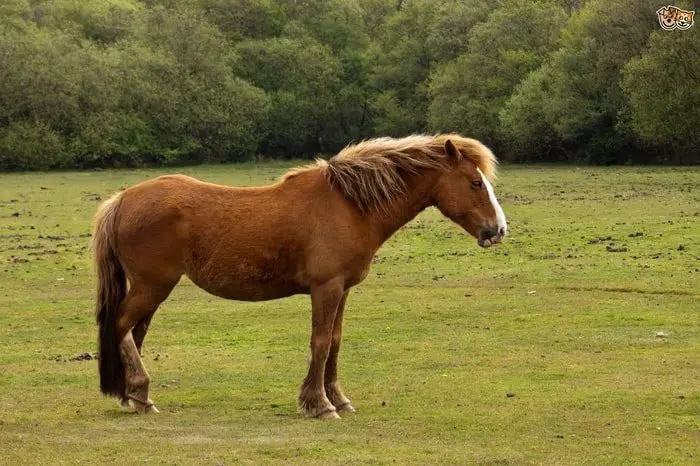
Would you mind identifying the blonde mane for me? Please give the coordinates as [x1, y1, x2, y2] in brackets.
[281, 134, 497, 213]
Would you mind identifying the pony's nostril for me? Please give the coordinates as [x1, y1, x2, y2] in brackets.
[498, 227, 506, 237]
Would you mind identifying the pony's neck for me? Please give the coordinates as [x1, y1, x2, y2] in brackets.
[366, 170, 440, 247]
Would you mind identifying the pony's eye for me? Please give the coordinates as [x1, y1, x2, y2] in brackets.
[471, 180, 483, 189]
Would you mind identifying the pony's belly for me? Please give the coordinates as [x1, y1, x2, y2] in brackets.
[216, 282, 308, 301]
[187, 272, 308, 302]
[184, 243, 310, 301]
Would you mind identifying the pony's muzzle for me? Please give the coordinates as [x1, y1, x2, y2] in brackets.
[478, 226, 506, 248]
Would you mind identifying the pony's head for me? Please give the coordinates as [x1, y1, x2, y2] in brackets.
[288, 133, 508, 248]
[433, 138, 507, 248]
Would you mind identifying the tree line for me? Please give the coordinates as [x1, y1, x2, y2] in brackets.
[0, 0, 698, 170]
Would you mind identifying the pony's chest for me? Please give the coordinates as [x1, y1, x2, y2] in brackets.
[346, 264, 371, 288]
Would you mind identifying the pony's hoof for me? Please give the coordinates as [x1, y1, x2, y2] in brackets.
[144, 404, 160, 414]
[302, 406, 340, 419]
[132, 401, 159, 414]
[317, 409, 341, 420]
[336, 403, 356, 414]
[127, 397, 159, 414]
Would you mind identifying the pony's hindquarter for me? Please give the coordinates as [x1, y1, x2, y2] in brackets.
[92, 193, 127, 398]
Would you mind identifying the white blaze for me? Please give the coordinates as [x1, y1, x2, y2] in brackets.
[478, 169, 507, 235]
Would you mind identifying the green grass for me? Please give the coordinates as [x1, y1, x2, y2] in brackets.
[0, 163, 698, 465]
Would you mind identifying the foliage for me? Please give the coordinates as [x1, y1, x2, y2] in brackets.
[0, 0, 698, 169]
[365, 0, 436, 136]
[428, 0, 566, 148]
[499, 0, 672, 163]
[621, 25, 700, 163]
[0, 120, 68, 170]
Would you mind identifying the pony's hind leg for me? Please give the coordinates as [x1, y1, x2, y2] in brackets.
[116, 283, 175, 414]
[132, 313, 155, 355]
[119, 332, 158, 413]
[324, 291, 355, 414]
[118, 312, 155, 410]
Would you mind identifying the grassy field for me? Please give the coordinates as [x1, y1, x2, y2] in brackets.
[0, 163, 698, 465]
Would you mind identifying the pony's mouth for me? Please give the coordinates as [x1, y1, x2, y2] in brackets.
[477, 236, 501, 248]
[477, 228, 506, 248]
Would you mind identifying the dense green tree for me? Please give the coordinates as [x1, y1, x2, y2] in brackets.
[41, 0, 142, 44]
[424, 0, 494, 63]
[197, 0, 284, 41]
[367, 0, 497, 137]
[366, 0, 436, 135]
[125, 5, 270, 163]
[234, 36, 347, 156]
[357, 0, 398, 38]
[0, 121, 67, 170]
[0, 23, 108, 167]
[0, 0, 698, 169]
[279, 0, 368, 53]
[0, 2, 269, 168]
[500, 0, 663, 163]
[429, 0, 566, 148]
[621, 25, 700, 162]
[498, 63, 564, 161]
[557, 0, 587, 15]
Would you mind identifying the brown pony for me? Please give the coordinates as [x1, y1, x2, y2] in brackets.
[92, 134, 507, 418]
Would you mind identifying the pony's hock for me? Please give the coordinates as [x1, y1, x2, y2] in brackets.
[92, 134, 507, 417]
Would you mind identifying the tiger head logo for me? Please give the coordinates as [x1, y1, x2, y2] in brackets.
[657, 5, 695, 30]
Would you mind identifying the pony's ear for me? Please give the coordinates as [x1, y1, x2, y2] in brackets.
[444, 139, 462, 164]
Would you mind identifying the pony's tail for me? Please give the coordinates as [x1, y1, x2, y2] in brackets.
[91, 193, 126, 398]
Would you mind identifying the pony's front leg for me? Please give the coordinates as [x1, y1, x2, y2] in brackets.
[324, 291, 355, 414]
[299, 278, 344, 419]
